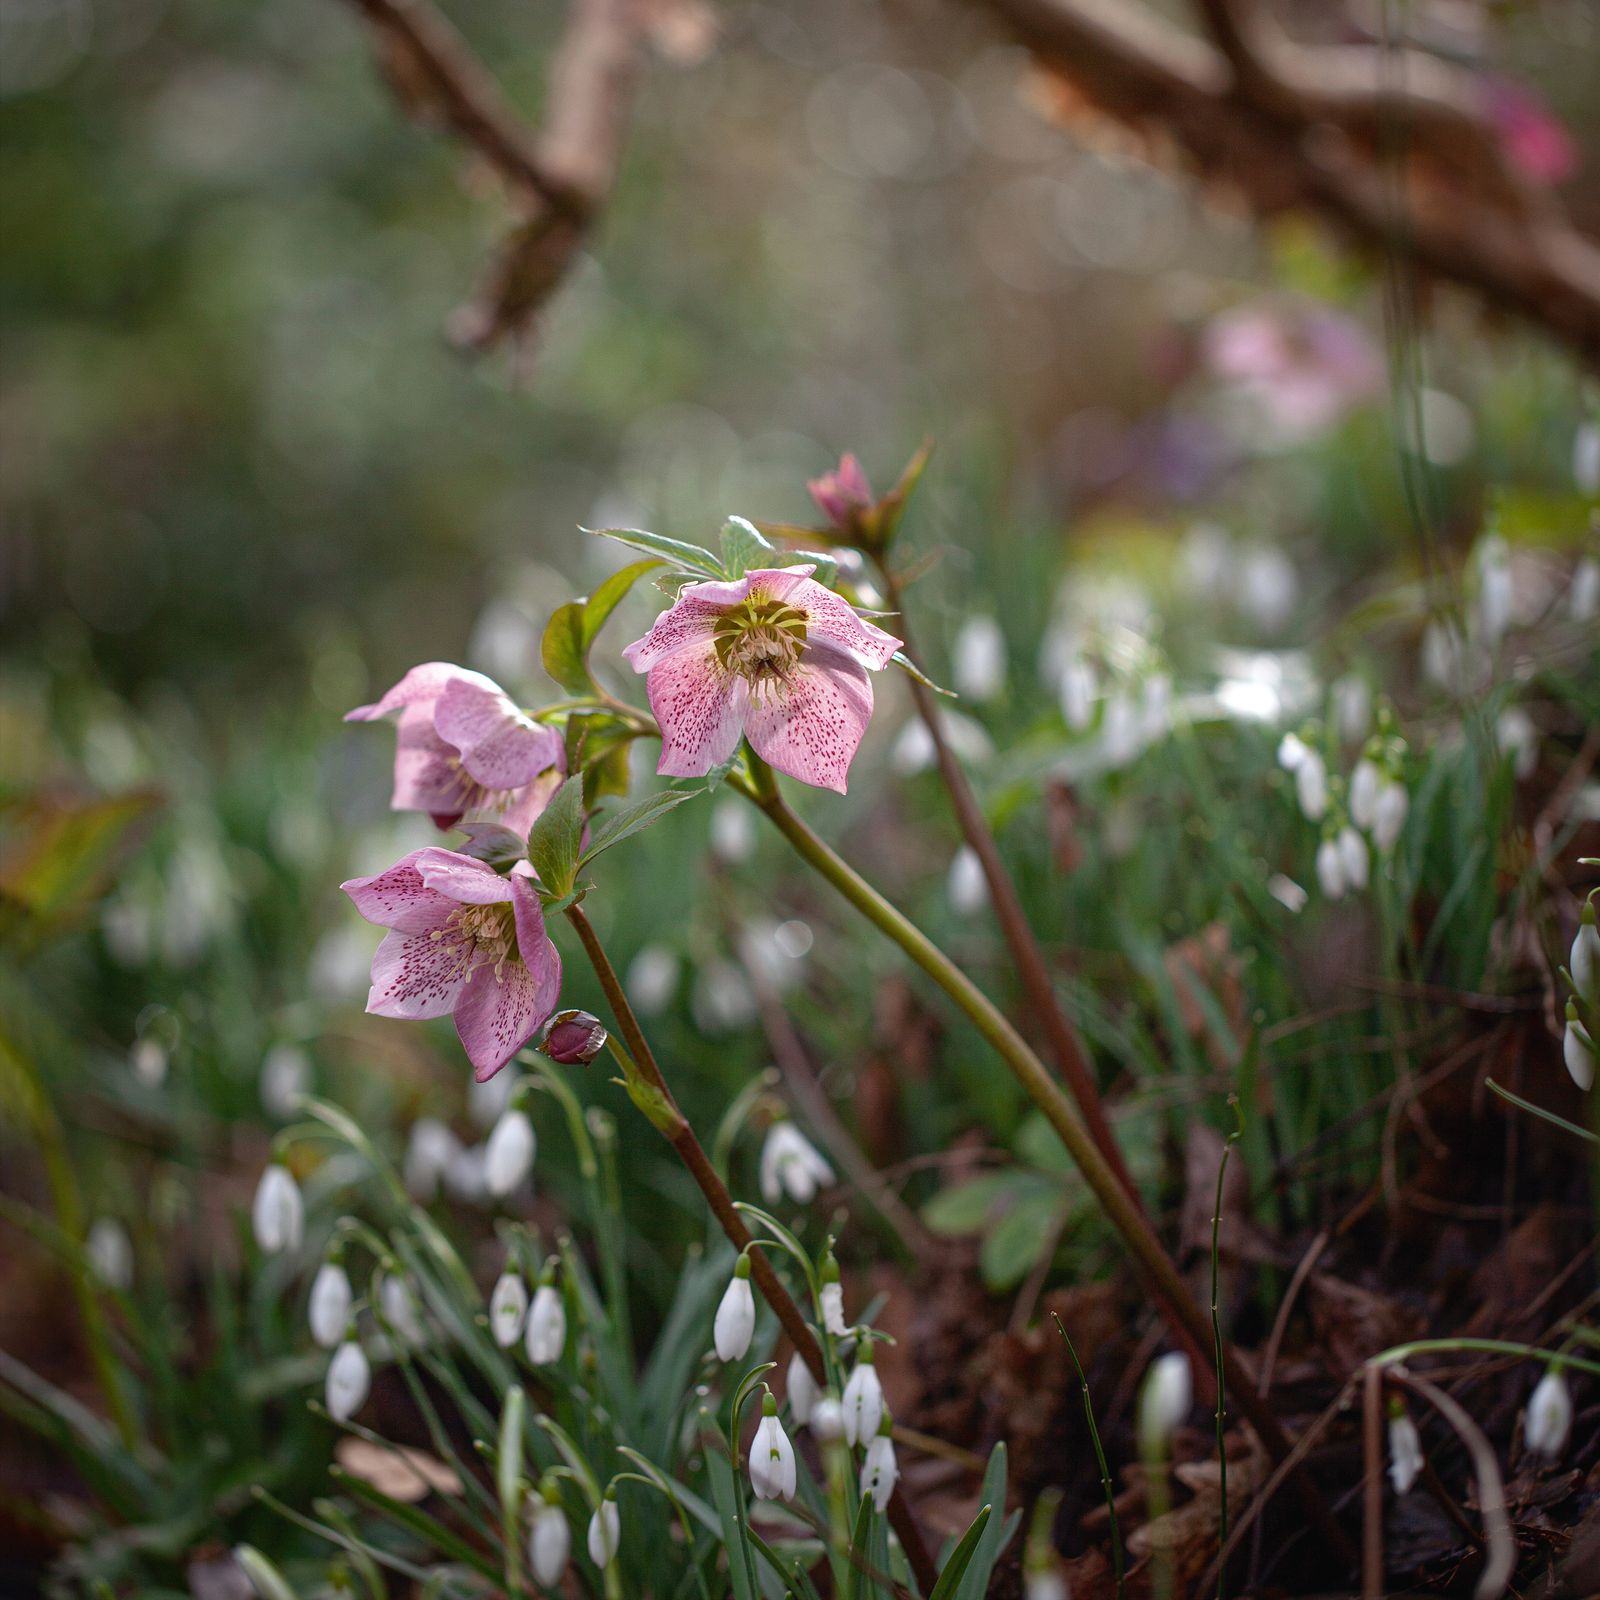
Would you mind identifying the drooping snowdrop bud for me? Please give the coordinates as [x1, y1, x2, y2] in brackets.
[1564, 1003, 1595, 1092]
[526, 1269, 566, 1365]
[859, 1411, 899, 1511]
[1372, 779, 1409, 854]
[1525, 1369, 1573, 1458]
[1277, 732, 1309, 773]
[786, 1350, 820, 1426]
[714, 1253, 756, 1362]
[1387, 1404, 1423, 1494]
[1331, 674, 1371, 746]
[948, 845, 988, 914]
[259, 1043, 309, 1120]
[710, 796, 757, 864]
[1059, 657, 1097, 732]
[539, 1009, 608, 1065]
[1315, 837, 1346, 901]
[1349, 757, 1381, 829]
[528, 1488, 570, 1585]
[490, 1271, 529, 1348]
[760, 1120, 835, 1206]
[1025, 1572, 1069, 1600]
[403, 1117, 461, 1201]
[1337, 825, 1369, 893]
[587, 1492, 620, 1569]
[130, 1035, 168, 1088]
[1571, 901, 1599, 1009]
[1572, 556, 1599, 622]
[811, 1394, 845, 1441]
[326, 1339, 370, 1422]
[468, 1069, 515, 1129]
[86, 1218, 133, 1290]
[820, 1252, 848, 1338]
[749, 1391, 798, 1501]
[626, 945, 680, 1017]
[1268, 874, 1308, 914]
[309, 1261, 353, 1349]
[1295, 749, 1329, 822]
[1137, 1352, 1192, 1454]
[444, 1142, 490, 1205]
[485, 1108, 536, 1198]
[842, 1344, 884, 1446]
[1496, 707, 1539, 781]
[252, 1163, 304, 1254]
[954, 616, 1007, 702]
[379, 1273, 425, 1346]
[1476, 536, 1513, 644]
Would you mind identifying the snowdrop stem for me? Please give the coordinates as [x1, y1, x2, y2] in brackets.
[561, 903, 940, 1591]
[742, 768, 1357, 1565]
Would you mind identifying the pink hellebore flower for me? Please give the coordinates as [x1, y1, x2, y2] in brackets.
[347, 664, 564, 835]
[623, 565, 901, 793]
[341, 848, 561, 1081]
[1482, 79, 1579, 188]
[807, 455, 874, 529]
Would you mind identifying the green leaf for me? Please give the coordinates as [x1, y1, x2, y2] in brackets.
[577, 786, 701, 868]
[233, 1547, 298, 1600]
[702, 1413, 760, 1600]
[788, 548, 839, 588]
[843, 1491, 878, 1600]
[952, 1444, 1017, 1600]
[891, 650, 956, 697]
[542, 558, 663, 694]
[588, 526, 726, 580]
[453, 822, 527, 866]
[497, 1383, 525, 1525]
[920, 1174, 1014, 1238]
[720, 516, 775, 577]
[980, 1191, 1064, 1292]
[528, 775, 585, 898]
[928, 1505, 992, 1600]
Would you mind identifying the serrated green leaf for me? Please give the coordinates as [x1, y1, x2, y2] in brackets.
[542, 558, 664, 695]
[588, 526, 725, 579]
[527, 775, 585, 897]
[578, 786, 700, 868]
[720, 516, 775, 577]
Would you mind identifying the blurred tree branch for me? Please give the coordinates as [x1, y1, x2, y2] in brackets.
[977, 0, 1600, 367]
[343, 0, 644, 351]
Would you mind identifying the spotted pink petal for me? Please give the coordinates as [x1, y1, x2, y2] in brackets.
[366, 923, 473, 1020]
[392, 705, 473, 819]
[622, 589, 744, 673]
[510, 872, 562, 1013]
[495, 767, 567, 839]
[342, 853, 458, 932]
[454, 897, 562, 1080]
[414, 847, 519, 905]
[645, 643, 749, 778]
[434, 676, 563, 792]
[346, 662, 500, 723]
[748, 569, 902, 670]
[742, 640, 873, 794]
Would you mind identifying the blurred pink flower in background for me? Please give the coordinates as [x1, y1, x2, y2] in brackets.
[624, 565, 901, 792]
[1203, 300, 1384, 444]
[347, 664, 564, 834]
[341, 848, 561, 1079]
[807, 454, 874, 528]
[1482, 79, 1579, 187]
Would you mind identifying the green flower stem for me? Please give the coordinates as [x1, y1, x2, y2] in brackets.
[737, 758, 1357, 1566]
[560, 902, 939, 1593]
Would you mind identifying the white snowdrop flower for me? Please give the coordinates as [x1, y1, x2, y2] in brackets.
[1059, 657, 1097, 732]
[1331, 674, 1371, 745]
[820, 1255, 848, 1337]
[760, 1121, 835, 1206]
[1141, 671, 1173, 737]
[1337, 825, 1369, 893]
[484, 1108, 536, 1198]
[626, 945, 680, 1017]
[1570, 902, 1598, 1009]
[1571, 556, 1599, 623]
[1025, 1573, 1068, 1600]
[1387, 1409, 1423, 1494]
[1277, 732, 1309, 772]
[1295, 749, 1329, 822]
[714, 1255, 756, 1362]
[379, 1274, 425, 1346]
[1101, 690, 1140, 767]
[948, 845, 988, 914]
[739, 916, 805, 994]
[130, 1036, 168, 1088]
[1181, 521, 1231, 596]
[259, 1044, 309, 1120]
[1496, 707, 1539, 780]
[749, 1392, 798, 1501]
[587, 1495, 620, 1569]
[308, 1262, 353, 1349]
[1564, 1006, 1595, 1092]
[1475, 536, 1513, 645]
[1239, 547, 1297, 632]
[468, 1068, 515, 1129]
[1315, 838, 1346, 901]
[892, 710, 995, 774]
[710, 796, 757, 864]
[842, 1347, 884, 1446]
[528, 1495, 569, 1585]
[444, 1142, 491, 1206]
[1526, 1370, 1573, 1458]
[786, 1350, 820, 1426]
[954, 615, 1007, 702]
[1372, 780, 1409, 854]
[525, 1282, 566, 1365]
[691, 959, 756, 1034]
[86, 1218, 133, 1290]
[403, 1118, 461, 1202]
[252, 1164, 304, 1254]
[892, 717, 938, 774]
[1138, 1352, 1192, 1451]
[1349, 758, 1381, 829]
[811, 1395, 845, 1441]
[1268, 874, 1308, 914]
[326, 1340, 370, 1422]
[859, 1421, 899, 1511]
[490, 1272, 529, 1348]
[1575, 422, 1600, 495]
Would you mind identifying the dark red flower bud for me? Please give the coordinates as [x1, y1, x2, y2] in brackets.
[538, 1009, 607, 1065]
